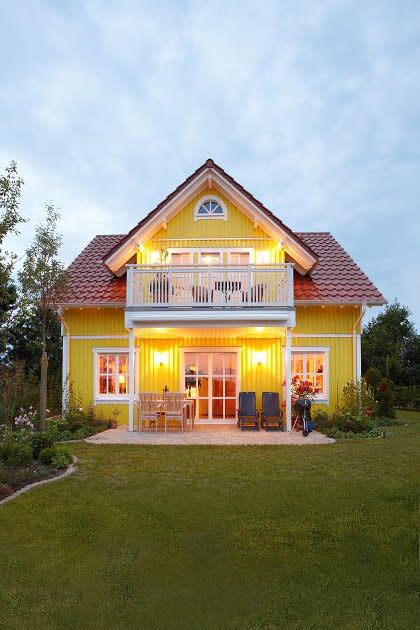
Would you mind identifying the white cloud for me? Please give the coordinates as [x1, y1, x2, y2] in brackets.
[0, 0, 419, 326]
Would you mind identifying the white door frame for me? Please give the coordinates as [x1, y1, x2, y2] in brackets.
[180, 347, 241, 424]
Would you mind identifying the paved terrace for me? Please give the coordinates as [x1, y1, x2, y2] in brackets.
[86, 425, 335, 445]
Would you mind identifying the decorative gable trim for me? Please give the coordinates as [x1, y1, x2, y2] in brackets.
[103, 159, 318, 276]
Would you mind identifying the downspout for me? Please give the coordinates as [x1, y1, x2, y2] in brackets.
[58, 308, 70, 413]
[353, 303, 366, 381]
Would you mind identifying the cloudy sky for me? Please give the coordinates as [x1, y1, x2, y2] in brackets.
[1, 1, 419, 326]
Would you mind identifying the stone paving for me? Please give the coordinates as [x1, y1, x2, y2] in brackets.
[86, 425, 335, 446]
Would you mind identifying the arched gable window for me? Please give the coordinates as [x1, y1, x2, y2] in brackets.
[194, 195, 227, 221]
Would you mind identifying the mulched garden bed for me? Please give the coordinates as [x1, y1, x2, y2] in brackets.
[0, 461, 66, 501]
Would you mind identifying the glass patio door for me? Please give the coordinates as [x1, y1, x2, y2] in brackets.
[184, 351, 238, 422]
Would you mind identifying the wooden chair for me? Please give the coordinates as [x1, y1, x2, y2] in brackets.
[261, 392, 283, 431]
[138, 393, 160, 432]
[237, 392, 259, 431]
[163, 393, 185, 432]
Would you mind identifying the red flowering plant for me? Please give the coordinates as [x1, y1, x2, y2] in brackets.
[290, 376, 319, 403]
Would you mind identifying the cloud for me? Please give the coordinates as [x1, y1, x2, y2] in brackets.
[0, 0, 419, 325]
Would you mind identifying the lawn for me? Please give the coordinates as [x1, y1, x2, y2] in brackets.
[0, 412, 419, 630]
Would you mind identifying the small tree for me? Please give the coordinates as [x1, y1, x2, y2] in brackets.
[18, 204, 66, 429]
[0, 161, 25, 353]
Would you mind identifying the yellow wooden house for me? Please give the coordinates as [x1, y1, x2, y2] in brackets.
[59, 159, 386, 431]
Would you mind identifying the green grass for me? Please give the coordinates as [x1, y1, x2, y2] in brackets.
[0, 412, 419, 630]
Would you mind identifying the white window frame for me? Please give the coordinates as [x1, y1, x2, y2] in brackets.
[291, 347, 330, 404]
[194, 195, 228, 221]
[92, 347, 138, 405]
[167, 250, 193, 265]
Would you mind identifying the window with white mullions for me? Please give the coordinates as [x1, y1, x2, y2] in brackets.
[97, 353, 129, 397]
[194, 195, 227, 220]
[291, 350, 328, 400]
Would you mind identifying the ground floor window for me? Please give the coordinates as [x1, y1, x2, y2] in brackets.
[291, 349, 329, 401]
[183, 351, 238, 421]
[96, 352, 129, 398]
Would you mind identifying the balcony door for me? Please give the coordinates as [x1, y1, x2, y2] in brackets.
[183, 351, 239, 422]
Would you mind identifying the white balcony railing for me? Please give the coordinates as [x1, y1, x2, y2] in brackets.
[126, 264, 294, 309]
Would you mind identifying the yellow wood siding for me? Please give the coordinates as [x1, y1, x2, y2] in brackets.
[295, 306, 360, 334]
[139, 187, 284, 264]
[291, 336, 353, 410]
[64, 308, 126, 335]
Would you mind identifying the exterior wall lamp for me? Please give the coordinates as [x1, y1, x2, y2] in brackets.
[154, 351, 168, 367]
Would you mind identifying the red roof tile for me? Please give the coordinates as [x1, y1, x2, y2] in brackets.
[294, 233, 386, 305]
[61, 232, 386, 306]
[62, 235, 126, 305]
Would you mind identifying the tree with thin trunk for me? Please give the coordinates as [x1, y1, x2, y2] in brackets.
[0, 161, 25, 354]
[18, 204, 66, 430]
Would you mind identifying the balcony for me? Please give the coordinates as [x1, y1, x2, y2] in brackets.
[125, 264, 295, 328]
[127, 263, 294, 307]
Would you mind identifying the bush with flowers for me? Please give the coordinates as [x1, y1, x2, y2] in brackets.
[13, 407, 39, 433]
[312, 378, 400, 439]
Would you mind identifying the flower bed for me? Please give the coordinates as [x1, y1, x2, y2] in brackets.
[0, 402, 114, 501]
[0, 437, 72, 501]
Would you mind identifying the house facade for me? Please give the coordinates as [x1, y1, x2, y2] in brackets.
[59, 159, 386, 431]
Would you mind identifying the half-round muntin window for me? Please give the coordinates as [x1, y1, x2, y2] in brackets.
[194, 195, 227, 221]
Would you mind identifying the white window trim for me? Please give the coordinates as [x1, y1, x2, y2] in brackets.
[92, 347, 138, 405]
[194, 195, 227, 221]
[167, 249, 193, 265]
[164, 247, 255, 265]
[291, 346, 330, 404]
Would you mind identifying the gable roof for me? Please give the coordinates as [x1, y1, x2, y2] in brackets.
[103, 159, 318, 276]
[60, 232, 386, 307]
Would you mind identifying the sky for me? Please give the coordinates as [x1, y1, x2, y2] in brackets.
[1, 1, 419, 327]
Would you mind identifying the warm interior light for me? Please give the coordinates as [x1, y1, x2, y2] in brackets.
[188, 387, 197, 399]
[256, 250, 269, 264]
[154, 351, 168, 367]
[119, 374, 126, 384]
[252, 350, 267, 366]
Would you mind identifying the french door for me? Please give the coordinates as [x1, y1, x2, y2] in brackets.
[183, 351, 238, 422]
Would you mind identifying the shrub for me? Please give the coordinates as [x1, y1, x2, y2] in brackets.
[31, 432, 55, 459]
[364, 367, 382, 391]
[46, 417, 70, 434]
[0, 442, 34, 467]
[13, 408, 39, 433]
[53, 430, 76, 442]
[342, 379, 377, 418]
[73, 426, 94, 440]
[39, 446, 72, 469]
[312, 409, 329, 429]
[376, 379, 396, 418]
[38, 447, 56, 465]
[0, 441, 15, 463]
[50, 448, 72, 469]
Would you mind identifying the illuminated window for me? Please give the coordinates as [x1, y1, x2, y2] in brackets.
[291, 350, 329, 400]
[194, 196, 227, 221]
[97, 352, 129, 397]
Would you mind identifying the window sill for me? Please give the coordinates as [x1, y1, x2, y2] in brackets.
[94, 398, 129, 405]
